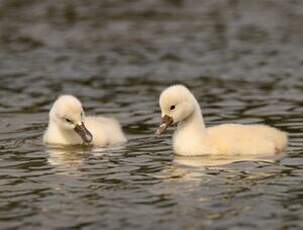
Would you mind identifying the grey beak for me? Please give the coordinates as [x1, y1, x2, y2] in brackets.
[74, 122, 93, 143]
[156, 115, 173, 135]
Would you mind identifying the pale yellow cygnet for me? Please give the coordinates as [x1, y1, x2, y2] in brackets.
[157, 85, 287, 156]
[43, 95, 126, 146]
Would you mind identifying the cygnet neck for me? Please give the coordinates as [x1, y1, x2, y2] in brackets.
[178, 100, 206, 134]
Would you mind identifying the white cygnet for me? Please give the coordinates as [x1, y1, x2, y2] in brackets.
[43, 95, 127, 146]
[156, 85, 288, 156]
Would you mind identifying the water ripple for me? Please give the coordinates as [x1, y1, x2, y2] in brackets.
[1, 1, 303, 229]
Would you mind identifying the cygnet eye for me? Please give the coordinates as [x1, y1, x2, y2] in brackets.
[170, 105, 176, 110]
[65, 118, 73, 124]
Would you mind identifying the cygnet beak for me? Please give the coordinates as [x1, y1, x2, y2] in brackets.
[74, 122, 93, 143]
[156, 115, 173, 135]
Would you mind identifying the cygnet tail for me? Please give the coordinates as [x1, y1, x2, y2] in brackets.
[274, 130, 288, 153]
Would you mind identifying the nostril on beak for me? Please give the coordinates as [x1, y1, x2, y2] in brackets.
[156, 115, 173, 135]
[74, 122, 93, 143]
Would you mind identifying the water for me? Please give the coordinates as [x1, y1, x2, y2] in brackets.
[1, 0, 303, 229]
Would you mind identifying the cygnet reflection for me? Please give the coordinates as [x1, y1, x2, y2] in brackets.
[173, 153, 284, 167]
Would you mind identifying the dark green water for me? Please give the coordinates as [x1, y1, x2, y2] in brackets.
[1, 1, 303, 229]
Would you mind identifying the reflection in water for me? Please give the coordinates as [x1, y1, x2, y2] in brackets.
[1, 0, 303, 229]
[46, 146, 91, 169]
[46, 145, 126, 171]
[174, 153, 284, 167]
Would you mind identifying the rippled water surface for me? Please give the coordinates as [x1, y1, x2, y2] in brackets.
[1, 0, 303, 229]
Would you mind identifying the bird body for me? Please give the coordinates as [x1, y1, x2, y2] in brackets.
[43, 95, 126, 147]
[84, 116, 127, 146]
[157, 85, 287, 156]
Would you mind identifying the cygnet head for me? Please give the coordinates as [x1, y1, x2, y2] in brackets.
[156, 85, 197, 134]
[49, 95, 93, 143]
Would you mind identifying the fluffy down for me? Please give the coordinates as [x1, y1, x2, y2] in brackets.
[43, 95, 126, 146]
[157, 85, 287, 156]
